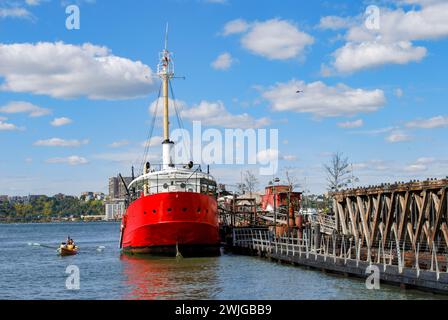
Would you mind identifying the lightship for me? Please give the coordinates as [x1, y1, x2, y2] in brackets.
[119, 29, 220, 256]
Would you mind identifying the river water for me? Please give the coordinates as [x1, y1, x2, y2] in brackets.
[0, 222, 443, 300]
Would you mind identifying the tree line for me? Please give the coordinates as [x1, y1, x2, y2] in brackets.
[0, 195, 104, 222]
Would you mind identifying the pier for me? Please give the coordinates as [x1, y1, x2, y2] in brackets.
[220, 179, 448, 294]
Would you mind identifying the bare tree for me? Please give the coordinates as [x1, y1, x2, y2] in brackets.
[324, 152, 352, 191]
[283, 167, 301, 191]
[243, 170, 259, 197]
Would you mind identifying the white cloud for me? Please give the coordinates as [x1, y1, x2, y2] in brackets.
[318, 16, 353, 30]
[25, 0, 42, 5]
[0, 120, 22, 131]
[416, 157, 435, 164]
[34, 138, 89, 147]
[0, 7, 32, 19]
[223, 18, 314, 60]
[352, 162, 368, 170]
[222, 19, 250, 36]
[182, 100, 270, 129]
[401, 0, 446, 6]
[406, 115, 448, 129]
[346, 4, 448, 44]
[51, 117, 72, 127]
[141, 136, 163, 148]
[211, 52, 234, 70]
[0, 42, 157, 99]
[326, 2, 448, 73]
[403, 157, 435, 173]
[337, 119, 364, 128]
[262, 79, 385, 117]
[0, 101, 51, 117]
[404, 164, 427, 172]
[332, 41, 426, 73]
[240, 19, 314, 60]
[352, 160, 390, 172]
[350, 126, 397, 136]
[46, 156, 88, 166]
[394, 88, 404, 98]
[109, 140, 129, 148]
[386, 131, 412, 143]
[149, 98, 270, 129]
[282, 155, 297, 161]
[149, 97, 187, 115]
[257, 149, 279, 163]
[402, 156, 446, 174]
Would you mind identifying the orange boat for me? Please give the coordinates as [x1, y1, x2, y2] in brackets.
[58, 244, 79, 256]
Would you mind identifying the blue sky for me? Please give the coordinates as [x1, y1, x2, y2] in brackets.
[0, 0, 447, 196]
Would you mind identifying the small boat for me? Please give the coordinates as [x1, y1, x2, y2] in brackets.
[58, 244, 79, 256]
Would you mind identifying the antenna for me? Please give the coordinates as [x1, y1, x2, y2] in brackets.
[164, 23, 169, 51]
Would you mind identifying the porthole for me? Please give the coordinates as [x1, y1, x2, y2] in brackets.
[180, 183, 186, 189]
[182, 208, 187, 212]
[153, 210, 157, 214]
[163, 183, 168, 189]
[197, 208, 201, 213]
[167, 208, 172, 212]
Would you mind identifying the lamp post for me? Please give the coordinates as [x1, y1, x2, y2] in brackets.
[273, 177, 280, 234]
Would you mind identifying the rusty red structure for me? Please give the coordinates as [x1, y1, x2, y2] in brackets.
[261, 185, 301, 213]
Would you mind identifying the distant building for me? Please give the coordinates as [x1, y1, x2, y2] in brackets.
[105, 175, 131, 220]
[80, 192, 105, 202]
[94, 192, 105, 201]
[80, 192, 94, 201]
[108, 176, 132, 199]
[32, 195, 45, 200]
[8, 196, 26, 204]
[0, 195, 8, 202]
[104, 200, 125, 220]
[27, 195, 46, 202]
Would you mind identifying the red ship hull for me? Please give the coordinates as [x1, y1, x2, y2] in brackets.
[120, 192, 220, 257]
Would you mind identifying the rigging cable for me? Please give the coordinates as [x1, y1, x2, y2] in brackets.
[139, 82, 162, 174]
[169, 79, 192, 162]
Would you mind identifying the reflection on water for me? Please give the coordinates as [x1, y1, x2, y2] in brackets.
[121, 254, 222, 300]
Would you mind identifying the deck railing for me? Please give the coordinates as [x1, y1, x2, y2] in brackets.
[232, 227, 448, 276]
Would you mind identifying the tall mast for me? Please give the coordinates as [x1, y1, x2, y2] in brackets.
[157, 24, 175, 169]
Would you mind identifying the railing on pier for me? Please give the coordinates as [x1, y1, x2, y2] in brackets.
[232, 227, 448, 277]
